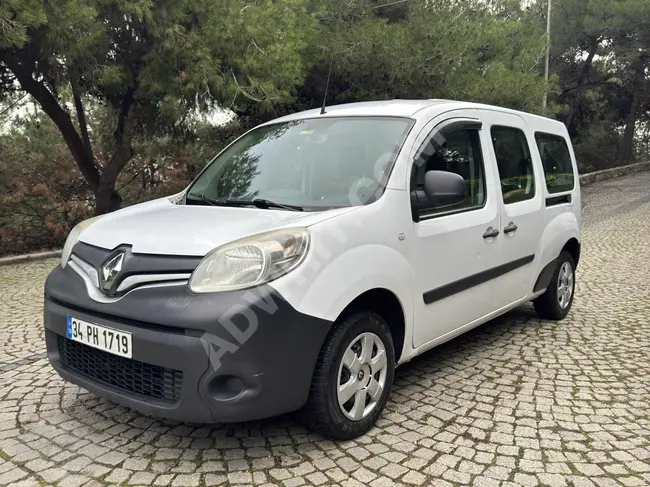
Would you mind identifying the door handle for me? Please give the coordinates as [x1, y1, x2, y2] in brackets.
[504, 222, 518, 234]
[483, 227, 500, 239]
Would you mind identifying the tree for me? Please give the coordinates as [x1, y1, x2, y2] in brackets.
[528, 0, 650, 168]
[611, 0, 650, 164]
[248, 0, 551, 123]
[0, 0, 314, 214]
[541, 0, 619, 137]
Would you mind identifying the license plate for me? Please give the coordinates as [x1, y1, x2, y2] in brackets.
[66, 316, 132, 358]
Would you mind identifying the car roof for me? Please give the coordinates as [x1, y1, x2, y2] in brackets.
[263, 99, 563, 127]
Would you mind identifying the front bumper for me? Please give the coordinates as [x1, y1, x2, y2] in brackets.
[44, 263, 331, 423]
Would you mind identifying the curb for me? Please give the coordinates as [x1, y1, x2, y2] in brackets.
[1, 161, 648, 267]
[0, 250, 62, 267]
[579, 161, 650, 186]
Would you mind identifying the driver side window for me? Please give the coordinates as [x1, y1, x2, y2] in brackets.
[411, 127, 486, 218]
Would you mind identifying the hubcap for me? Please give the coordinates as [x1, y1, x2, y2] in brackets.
[337, 332, 388, 421]
[557, 261, 574, 309]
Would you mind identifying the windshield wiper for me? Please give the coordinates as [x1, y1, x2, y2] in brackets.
[191, 193, 229, 207]
[229, 198, 304, 212]
[189, 193, 303, 211]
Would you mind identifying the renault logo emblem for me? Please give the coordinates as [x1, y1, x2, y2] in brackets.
[100, 253, 124, 292]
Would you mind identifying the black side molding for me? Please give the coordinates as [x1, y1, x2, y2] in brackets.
[546, 195, 572, 207]
[423, 255, 535, 305]
[533, 258, 558, 293]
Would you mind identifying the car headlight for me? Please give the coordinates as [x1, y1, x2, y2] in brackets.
[61, 216, 101, 268]
[189, 228, 310, 293]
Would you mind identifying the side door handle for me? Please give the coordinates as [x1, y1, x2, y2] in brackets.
[483, 227, 500, 239]
[504, 222, 518, 234]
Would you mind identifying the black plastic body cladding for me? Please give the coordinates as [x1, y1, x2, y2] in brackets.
[44, 263, 332, 423]
[533, 258, 558, 293]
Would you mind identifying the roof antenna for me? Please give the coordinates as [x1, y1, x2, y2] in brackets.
[320, 57, 334, 115]
[320, 4, 343, 115]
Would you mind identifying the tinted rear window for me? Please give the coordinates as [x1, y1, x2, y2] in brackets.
[534, 133, 575, 194]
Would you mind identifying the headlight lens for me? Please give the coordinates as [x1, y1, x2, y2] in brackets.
[61, 216, 100, 268]
[189, 228, 310, 293]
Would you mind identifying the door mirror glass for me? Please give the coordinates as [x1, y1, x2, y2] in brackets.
[423, 170, 468, 208]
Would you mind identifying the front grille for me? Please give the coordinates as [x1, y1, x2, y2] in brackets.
[58, 336, 183, 403]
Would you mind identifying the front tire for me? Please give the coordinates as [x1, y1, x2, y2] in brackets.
[534, 251, 576, 320]
[299, 311, 395, 440]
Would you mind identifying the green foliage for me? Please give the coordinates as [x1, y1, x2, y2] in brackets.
[2, 0, 314, 113]
[0, 0, 46, 49]
[285, 0, 550, 114]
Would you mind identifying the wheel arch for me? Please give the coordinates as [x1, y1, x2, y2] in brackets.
[537, 211, 580, 273]
[335, 288, 406, 363]
[562, 237, 581, 268]
[533, 236, 581, 293]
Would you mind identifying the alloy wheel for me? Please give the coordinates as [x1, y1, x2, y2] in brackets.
[336, 332, 389, 421]
[557, 261, 574, 309]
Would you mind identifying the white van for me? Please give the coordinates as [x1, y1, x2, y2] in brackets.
[44, 100, 581, 439]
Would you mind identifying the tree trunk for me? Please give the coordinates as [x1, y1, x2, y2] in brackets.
[94, 187, 124, 215]
[565, 38, 599, 137]
[94, 88, 136, 215]
[617, 55, 647, 166]
[71, 77, 96, 171]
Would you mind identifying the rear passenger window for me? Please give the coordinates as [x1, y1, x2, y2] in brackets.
[534, 132, 575, 194]
[491, 126, 536, 204]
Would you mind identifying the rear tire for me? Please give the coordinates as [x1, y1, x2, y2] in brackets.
[534, 251, 576, 320]
[298, 311, 395, 440]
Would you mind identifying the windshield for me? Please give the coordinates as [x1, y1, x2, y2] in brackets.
[186, 117, 413, 210]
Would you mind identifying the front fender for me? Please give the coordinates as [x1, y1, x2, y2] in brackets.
[271, 243, 414, 340]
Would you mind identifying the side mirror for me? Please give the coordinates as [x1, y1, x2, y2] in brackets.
[423, 170, 467, 208]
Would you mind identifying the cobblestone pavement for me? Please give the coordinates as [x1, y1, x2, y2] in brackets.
[2, 173, 650, 487]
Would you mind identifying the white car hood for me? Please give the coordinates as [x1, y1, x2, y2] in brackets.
[79, 196, 357, 256]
